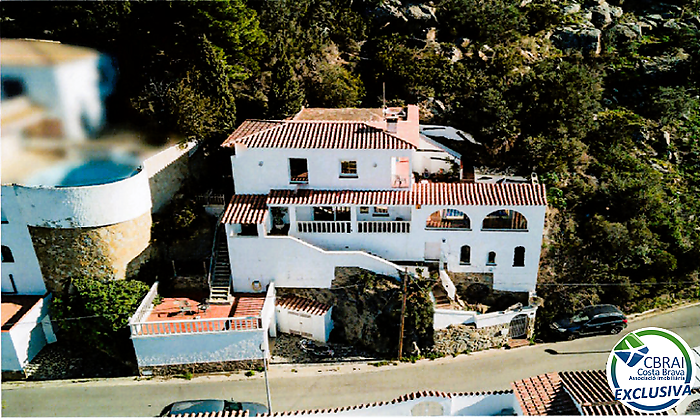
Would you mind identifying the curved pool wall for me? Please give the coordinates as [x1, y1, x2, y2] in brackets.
[11, 167, 152, 229]
[24, 155, 141, 188]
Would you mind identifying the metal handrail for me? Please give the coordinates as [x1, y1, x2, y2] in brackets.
[208, 211, 227, 300]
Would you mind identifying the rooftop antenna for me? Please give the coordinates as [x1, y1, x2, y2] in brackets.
[382, 82, 386, 112]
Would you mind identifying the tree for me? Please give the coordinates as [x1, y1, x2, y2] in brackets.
[51, 278, 150, 362]
[267, 54, 305, 119]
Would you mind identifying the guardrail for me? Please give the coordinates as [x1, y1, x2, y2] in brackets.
[297, 221, 351, 234]
[358, 221, 411, 233]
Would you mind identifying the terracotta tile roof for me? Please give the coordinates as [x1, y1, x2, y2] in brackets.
[221, 195, 268, 224]
[221, 120, 415, 150]
[559, 370, 667, 416]
[277, 297, 331, 316]
[268, 183, 547, 207]
[512, 372, 579, 415]
[293, 108, 385, 122]
[231, 294, 266, 317]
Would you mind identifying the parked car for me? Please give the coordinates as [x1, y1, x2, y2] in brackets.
[550, 304, 627, 340]
[159, 399, 268, 417]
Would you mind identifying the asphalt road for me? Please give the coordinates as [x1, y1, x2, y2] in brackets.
[2, 304, 698, 417]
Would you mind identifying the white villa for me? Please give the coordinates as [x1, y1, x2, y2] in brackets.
[220, 106, 546, 339]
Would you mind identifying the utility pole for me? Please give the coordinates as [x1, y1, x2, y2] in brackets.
[260, 343, 272, 413]
[398, 270, 408, 360]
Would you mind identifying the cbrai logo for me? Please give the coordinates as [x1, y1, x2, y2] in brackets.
[606, 327, 695, 413]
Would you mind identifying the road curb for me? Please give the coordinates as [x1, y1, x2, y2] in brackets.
[627, 300, 700, 323]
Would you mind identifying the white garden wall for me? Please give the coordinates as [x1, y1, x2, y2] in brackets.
[1, 295, 54, 372]
[225, 232, 401, 292]
[434, 305, 538, 330]
[131, 328, 267, 368]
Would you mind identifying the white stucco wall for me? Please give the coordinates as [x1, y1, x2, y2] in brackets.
[5, 168, 152, 228]
[449, 392, 519, 416]
[143, 142, 195, 213]
[276, 305, 333, 343]
[1, 188, 46, 295]
[131, 329, 267, 367]
[1, 295, 53, 372]
[231, 148, 413, 194]
[266, 204, 545, 292]
[225, 231, 401, 292]
[2, 55, 104, 140]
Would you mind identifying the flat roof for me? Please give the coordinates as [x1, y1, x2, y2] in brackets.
[145, 294, 266, 323]
[1, 295, 42, 331]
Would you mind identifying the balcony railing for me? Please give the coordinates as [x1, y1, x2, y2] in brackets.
[297, 221, 351, 234]
[130, 316, 263, 337]
[358, 221, 411, 233]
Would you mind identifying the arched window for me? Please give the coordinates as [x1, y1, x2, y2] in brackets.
[513, 246, 525, 267]
[487, 251, 496, 265]
[426, 209, 471, 229]
[1, 246, 14, 263]
[460, 245, 471, 265]
[482, 210, 528, 230]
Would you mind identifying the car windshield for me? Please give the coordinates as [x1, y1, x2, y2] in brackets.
[170, 400, 224, 415]
[571, 313, 589, 323]
[224, 401, 243, 412]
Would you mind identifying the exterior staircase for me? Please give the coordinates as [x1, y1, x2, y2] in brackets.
[209, 226, 232, 304]
[432, 283, 453, 310]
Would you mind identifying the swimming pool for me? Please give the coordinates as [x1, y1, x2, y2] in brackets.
[25, 157, 140, 187]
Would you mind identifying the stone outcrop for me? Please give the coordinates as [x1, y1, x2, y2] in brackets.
[371, 0, 437, 28]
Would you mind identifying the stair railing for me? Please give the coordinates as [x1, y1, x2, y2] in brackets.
[208, 211, 226, 301]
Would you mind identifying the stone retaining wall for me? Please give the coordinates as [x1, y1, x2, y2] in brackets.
[29, 212, 151, 293]
[139, 359, 263, 376]
[432, 323, 509, 355]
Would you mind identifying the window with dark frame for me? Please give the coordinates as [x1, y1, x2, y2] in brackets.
[359, 207, 369, 214]
[340, 160, 358, 178]
[289, 158, 309, 183]
[487, 251, 496, 265]
[513, 246, 525, 267]
[240, 224, 259, 236]
[1, 246, 14, 263]
[460, 245, 471, 265]
[373, 206, 389, 217]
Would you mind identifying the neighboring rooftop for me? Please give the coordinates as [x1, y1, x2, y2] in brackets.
[513, 370, 668, 416]
[222, 120, 415, 150]
[221, 194, 268, 225]
[1, 295, 42, 332]
[293, 107, 385, 122]
[0, 38, 98, 67]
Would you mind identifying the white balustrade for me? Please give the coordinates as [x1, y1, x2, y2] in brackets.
[357, 221, 411, 233]
[296, 221, 351, 233]
[130, 316, 262, 337]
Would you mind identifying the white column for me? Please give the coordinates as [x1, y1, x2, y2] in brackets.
[350, 206, 358, 234]
[288, 206, 297, 234]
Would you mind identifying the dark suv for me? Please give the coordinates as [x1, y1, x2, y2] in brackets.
[551, 304, 627, 340]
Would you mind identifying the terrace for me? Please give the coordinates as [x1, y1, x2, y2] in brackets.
[129, 283, 272, 337]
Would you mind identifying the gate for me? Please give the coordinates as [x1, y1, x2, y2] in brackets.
[508, 314, 529, 339]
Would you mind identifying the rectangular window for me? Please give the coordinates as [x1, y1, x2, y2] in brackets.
[359, 207, 369, 214]
[373, 206, 389, 217]
[340, 160, 358, 178]
[289, 158, 308, 183]
[240, 224, 259, 236]
[1, 209, 7, 224]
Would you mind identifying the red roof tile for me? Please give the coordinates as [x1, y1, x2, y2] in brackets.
[221, 120, 415, 150]
[277, 297, 331, 316]
[221, 195, 268, 224]
[268, 183, 547, 207]
[512, 372, 580, 415]
[559, 370, 667, 416]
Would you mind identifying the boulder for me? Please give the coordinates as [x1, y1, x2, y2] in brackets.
[372, 0, 408, 26]
[640, 49, 690, 78]
[403, 3, 438, 25]
[610, 23, 641, 47]
[552, 26, 602, 55]
[563, 3, 581, 15]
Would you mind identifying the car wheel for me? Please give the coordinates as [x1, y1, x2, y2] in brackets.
[567, 333, 577, 341]
[610, 327, 623, 335]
